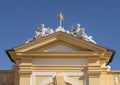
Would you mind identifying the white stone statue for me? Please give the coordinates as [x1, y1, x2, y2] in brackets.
[25, 24, 55, 43]
[25, 13, 97, 43]
[55, 26, 65, 32]
[35, 24, 46, 38]
[71, 23, 96, 44]
[25, 23, 96, 44]
[71, 24, 80, 36]
[34, 24, 54, 38]
[45, 27, 54, 35]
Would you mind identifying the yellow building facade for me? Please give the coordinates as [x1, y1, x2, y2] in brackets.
[0, 31, 119, 85]
[0, 14, 120, 85]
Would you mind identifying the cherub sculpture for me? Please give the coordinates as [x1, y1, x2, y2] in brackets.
[71, 23, 96, 44]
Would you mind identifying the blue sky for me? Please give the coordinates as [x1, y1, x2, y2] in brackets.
[0, 0, 120, 70]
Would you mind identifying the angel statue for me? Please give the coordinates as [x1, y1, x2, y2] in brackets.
[45, 27, 54, 36]
[71, 23, 81, 36]
[35, 24, 46, 38]
[71, 23, 96, 44]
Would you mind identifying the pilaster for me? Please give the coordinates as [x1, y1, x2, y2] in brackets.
[19, 72, 32, 85]
[18, 57, 32, 85]
[88, 71, 101, 85]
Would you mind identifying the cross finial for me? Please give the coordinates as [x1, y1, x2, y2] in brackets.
[57, 12, 64, 27]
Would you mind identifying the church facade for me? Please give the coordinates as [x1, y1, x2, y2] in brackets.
[0, 13, 120, 85]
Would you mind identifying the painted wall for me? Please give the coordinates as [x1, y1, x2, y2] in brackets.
[0, 70, 14, 85]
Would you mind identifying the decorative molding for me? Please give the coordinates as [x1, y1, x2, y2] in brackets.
[64, 76, 80, 85]
[30, 72, 56, 85]
[30, 71, 88, 85]
[32, 59, 88, 65]
[63, 72, 84, 76]
[39, 77, 53, 85]
[63, 72, 88, 85]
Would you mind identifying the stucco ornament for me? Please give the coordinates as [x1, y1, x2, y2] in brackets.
[30, 72, 56, 85]
[63, 72, 88, 85]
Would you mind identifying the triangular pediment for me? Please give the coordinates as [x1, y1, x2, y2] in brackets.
[13, 32, 107, 53]
[7, 32, 114, 64]
[27, 39, 93, 53]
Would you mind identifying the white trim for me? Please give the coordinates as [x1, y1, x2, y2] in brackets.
[63, 72, 84, 76]
[39, 77, 53, 85]
[30, 72, 56, 85]
[63, 72, 88, 85]
[30, 72, 88, 85]
[64, 76, 80, 85]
